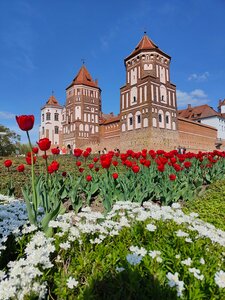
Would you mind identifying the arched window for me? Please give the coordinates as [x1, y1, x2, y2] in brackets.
[158, 110, 164, 128]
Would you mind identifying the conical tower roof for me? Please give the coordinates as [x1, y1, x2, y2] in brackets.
[67, 65, 98, 89]
[125, 33, 170, 61]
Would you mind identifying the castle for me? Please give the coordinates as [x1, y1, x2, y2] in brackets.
[39, 33, 221, 153]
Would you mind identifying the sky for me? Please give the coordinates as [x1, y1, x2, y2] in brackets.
[0, 0, 225, 143]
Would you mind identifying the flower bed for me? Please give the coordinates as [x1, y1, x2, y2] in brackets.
[0, 196, 225, 299]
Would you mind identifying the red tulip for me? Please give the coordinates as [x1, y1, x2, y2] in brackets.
[37, 138, 51, 151]
[169, 174, 176, 181]
[86, 147, 92, 153]
[32, 147, 39, 154]
[26, 155, 36, 165]
[51, 148, 60, 155]
[47, 165, 54, 174]
[76, 161, 82, 167]
[93, 157, 99, 163]
[73, 148, 83, 157]
[184, 161, 192, 168]
[17, 164, 25, 172]
[88, 163, 94, 169]
[132, 165, 140, 173]
[112, 160, 118, 167]
[157, 164, 165, 172]
[16, 115, 34, 131]
[62, 171, 67, 177]
[86, 175, 92, 181]
[51, 161, 59, 171]
[4, 159, 12, 168]
[83, 150, 90, 158]
[101, 158, 111, 169]
[112, 173, 118, 179]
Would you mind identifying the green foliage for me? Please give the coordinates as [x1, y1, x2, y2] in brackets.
[184, 179, 225, 230]
[0, 124, 20, 157]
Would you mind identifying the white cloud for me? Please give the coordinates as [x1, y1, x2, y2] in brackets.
[177, 89, 210, 109]
[0, 111, 15, 119]
[188, 72, 209, 82]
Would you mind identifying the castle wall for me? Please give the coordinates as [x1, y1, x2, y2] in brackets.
[178, 117, 217, 152]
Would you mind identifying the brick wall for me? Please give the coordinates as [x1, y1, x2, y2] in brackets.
[178, 117, 217, 152]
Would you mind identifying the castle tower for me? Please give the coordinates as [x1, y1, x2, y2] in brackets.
[120, 33, 178, 148]
[62, 65, 102, 150]
[39, 94, 63, 148]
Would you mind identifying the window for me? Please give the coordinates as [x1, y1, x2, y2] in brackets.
[161, 95, 164, 101]
[42, 114, 44, 122]
[54, 113, 59, 121]
[42, 127, 44, 134]
[46, 112, 51, 120]
[133, 96, 136, 102]
[166, 115, 169, 124]
[129, 117, 133, 126]
[55, 126, 59, 134]
[159, 114, 162, 123]
[137, 115, 141, 124]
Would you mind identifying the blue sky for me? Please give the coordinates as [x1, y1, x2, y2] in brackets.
[0, 0, 225, 143]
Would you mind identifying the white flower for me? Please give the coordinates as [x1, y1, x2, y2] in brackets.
[172, 203, 181, 209]
[175, 254, 181, 259]
[146, 223, 157, 232]
[67, 276, 79, 289]
[181, 257, 192, 266]
[129, 246, 147, 257]
[166, 272, 185, 297]
[59, 242, 71, 250]
[185, 238, 193, 243]
[214, 270, 225, 288]
[126, 253, 142, 266]
[116, 267, 125, 273]
[200, 257, 205, 265]
[149, 250, 161, 259]
[176, 230, 189, 237]
[189, 268, 204, 280]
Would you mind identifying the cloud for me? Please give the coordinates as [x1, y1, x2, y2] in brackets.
[188, 72, 209, 82]
[177, 89, 210, 109]
[0, 111, 15, 120]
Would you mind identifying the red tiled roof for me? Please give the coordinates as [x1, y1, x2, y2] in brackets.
[125, 33, 170, 61]
[67, 65, 98, 89]
[45, 95, 61, 107]
[178, 104, 219, 120]
[100, 115, 120, 125]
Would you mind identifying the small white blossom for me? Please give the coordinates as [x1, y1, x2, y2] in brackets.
[126, 253, 142, 266]
[172, 203, 181, 209]
[59, 242, 71, 250]
[146, 223, 157, 232]
[214, 270, 225, 288]
[67, 277, 79, 289]
[181, 257, 192, 266]
[200, 257, 205, 265]
[116, 267, 125, 273]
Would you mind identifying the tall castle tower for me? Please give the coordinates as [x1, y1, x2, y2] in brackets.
[39, 95, 63, 147]
[120, 33, 178, 149]
[62, 65, 102, 150]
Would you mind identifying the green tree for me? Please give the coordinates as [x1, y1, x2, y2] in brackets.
[0, 124, 21, 156]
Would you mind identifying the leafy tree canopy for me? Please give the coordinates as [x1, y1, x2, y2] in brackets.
[0, 124, 21, 156]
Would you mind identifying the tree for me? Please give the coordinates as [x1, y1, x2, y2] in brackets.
[0, 124, 21, 156]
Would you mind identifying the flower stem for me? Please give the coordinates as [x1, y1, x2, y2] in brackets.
[26, 131, 37, 223]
